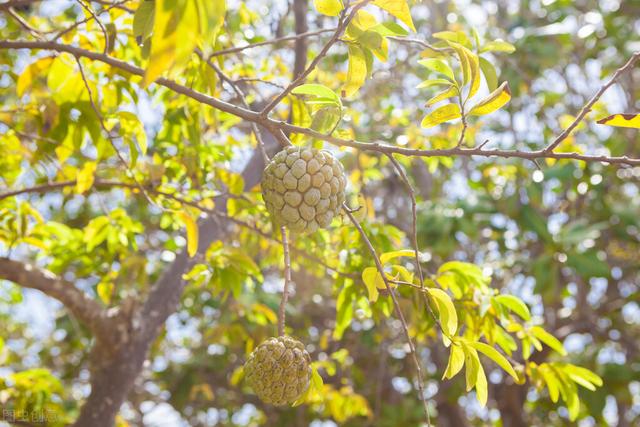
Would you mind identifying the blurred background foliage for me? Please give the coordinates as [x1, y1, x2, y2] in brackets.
[0, 0, 639, 426]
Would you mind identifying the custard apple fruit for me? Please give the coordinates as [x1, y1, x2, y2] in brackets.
[262, 146, 347, 233]
[244, 336, 311, 406]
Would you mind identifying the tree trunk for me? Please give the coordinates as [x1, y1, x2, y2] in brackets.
[72, 132, 280, 426]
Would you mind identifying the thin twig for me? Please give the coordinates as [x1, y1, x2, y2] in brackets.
[260, 1, 371, 116]
[74, 55, 157, 207]
[6, 7, 44, 39]
[545, 51, 640, 152]
[343, 205, 432, 426]
[387, 36, 452, 53]
[234, 77, 287, 90]
[53, 0, 127, 42]
[75, 0, 109, 54]
[196, 49, 271, 162]
[386, 155, 446, 336]
[208, 28, 336, 58]
[278, 226, 292, 337]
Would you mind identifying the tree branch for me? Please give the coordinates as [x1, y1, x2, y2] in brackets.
[1, 40, 639, 167]
[343, 206, 432, 426]
[544, 51, 640, 152]
[0, 257, 124, 348]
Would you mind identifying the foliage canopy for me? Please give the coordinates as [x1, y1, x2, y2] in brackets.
[0, 0, 639, 426]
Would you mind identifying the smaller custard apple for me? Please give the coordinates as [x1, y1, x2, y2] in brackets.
[244, 336, 311, 406]
[262, 146, 347, 233]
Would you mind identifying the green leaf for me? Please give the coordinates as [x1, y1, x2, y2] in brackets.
[334, 282, 355, 340]
[481, 39, 516, 54]
[421, 103, 461, 128]
[427, 288, 458, 345]
[425, 85, 458, 107]
[292, 84, 341, 106]
[310, 106, 342, 134]
[566, 251, 610, 278]
[342, 44, 368, 97]
[468, 82, 511, 116]
[460, 343, 488, 406]
[433, 31, 472, 49]
[83, 216, 110, 251]
[479, 57, 498, 91]
[371, 22, 409, 37]
[531, 326, 567, 356]
[313, 0, 343, 16]
[133, 1, 155, 40]
[494, 294, 531, 321]
[469, 341, 518, 380]
[110, 111, 148, 157]
[179, 210, 199, 257]
[416, 78, 453, 89]
[443, 343, 465, 379]
[418, 58, 455, 82]
[372, 0, 415, 32]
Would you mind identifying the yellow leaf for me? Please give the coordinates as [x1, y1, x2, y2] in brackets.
[179, 210, 199, 257]
[427, 288, 458, 345]
[144, 0, 225, 83]
[421, 103, 461, 128]
[76, 161, 97, 193]
[314, 0, 343, 16]
[229, 365, 244, 386]
[468, 82, 511, 116]
[97, 282, 114, 304]
[372, 0, 415, 32]
[449, 43, 480, 98]
[443, 342, 465, 379]
[539, 364, 561, 402]
[597, 113, 640, 129]
[530, 326, 567, 356]
[17, 57, 54, 97]
[469, 341, 518, 381]
[252, 303, 277, 324]
[462, 342, 479, 391]
[195, 0, 226, 54]
[380, 249, 415, 264]
[475, 360, 488, 406]
[48, 54, 84, 103]
[361, 267, 381, 302]
[342, 44, 367, 97]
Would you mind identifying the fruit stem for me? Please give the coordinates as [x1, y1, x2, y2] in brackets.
[278, 225, 292, 336]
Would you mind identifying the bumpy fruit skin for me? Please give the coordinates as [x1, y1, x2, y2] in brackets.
[244, 336, 311, 406]
[262, 146, 347, 233]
